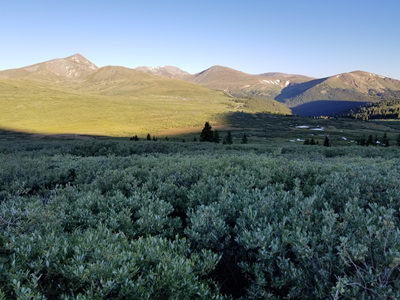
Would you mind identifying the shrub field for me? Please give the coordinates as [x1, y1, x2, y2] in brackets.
[1, 139, 400, 299]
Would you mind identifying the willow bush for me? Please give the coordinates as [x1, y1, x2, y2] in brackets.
[1, 142, 400, 299]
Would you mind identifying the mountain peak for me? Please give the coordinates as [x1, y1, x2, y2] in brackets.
[65, 54, 97, 68]
[134, 65, 190, 79]
[0, 54, 98, 81]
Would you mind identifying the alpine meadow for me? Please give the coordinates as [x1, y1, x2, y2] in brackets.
[1, 51, 400, 300]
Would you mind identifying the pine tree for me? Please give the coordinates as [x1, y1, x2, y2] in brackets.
[134, 135, 139, 141]
[152, 136, 156, 141]
[241, 133, 248, 144]
[310, 138, 316, 145]
[224, 131, 233, 144]
[147, 133, 151, 141]
[396, 133, 400, 146]
[213, 130, 220, 143]
[165, 136, 169, 141]
[193, 136, 197, 142]
[323, 136, 330, 147]
[359, 136, 366, 146]
[366, 134, 374, 146]
[382, 133, 389, 147]
[303, 139, 310, 145]
[200, 122, 213, 142]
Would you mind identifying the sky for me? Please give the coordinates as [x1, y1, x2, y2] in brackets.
[1, 0, 399, 79]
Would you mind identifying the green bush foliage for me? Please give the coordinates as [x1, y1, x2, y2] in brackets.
[1, 143, 400, 299]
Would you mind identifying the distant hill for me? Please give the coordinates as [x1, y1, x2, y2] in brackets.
[134, 66, 191, 79]
[276, 71, 400, 116]
[73, 65, 221, 98]
[0, 55, 291, 136]
[0, 54, 98, 82]
[184, 65, 311, 100]
[2, 53, 399, 129]
[120, 64, 400, 117]
[334, 98, 400, 120]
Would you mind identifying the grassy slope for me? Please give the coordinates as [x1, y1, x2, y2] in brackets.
[0, 67, 291, 136]
[335, 98, 400, 119]
[277, 71, 400, 107]
[185, 66, 311, 100]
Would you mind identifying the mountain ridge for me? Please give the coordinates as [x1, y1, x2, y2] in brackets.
[1, 54, 400, 118]
[0, 54, 98, 82]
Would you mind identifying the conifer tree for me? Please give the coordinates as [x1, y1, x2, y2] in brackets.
[310, 138, 316, 145]
[193, 136, 197, 142]
[224, 131, 233, 144]
[147, 133, 151, 141]
[200, 122, 213, 142]
[366, 134, 374, 146]
[165, 136, 169, 141]
[241, 133, 248, 144]
[323, 136, 330, 147]
[303, 139, 310, 145]
[359, 136, 366, 146]
[134, 135, 139, 141]
[382, 133, 389, 147]
[396, 133, 400, 146]
[212, 130, 220, 143]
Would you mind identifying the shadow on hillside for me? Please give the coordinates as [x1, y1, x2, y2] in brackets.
[0, 111, 292, 146]
[275, 77, 329, 101]
[291, 100, 369, 117]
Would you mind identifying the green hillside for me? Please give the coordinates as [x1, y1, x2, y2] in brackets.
[185, 65, 311, 100]
[0, 59, 291, 136]
[277, 72, 400, 106]
[274, 71, 400, 116]
[335, 98, 400, 120]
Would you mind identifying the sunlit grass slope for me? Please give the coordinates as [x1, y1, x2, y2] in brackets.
[0, 72, 290, 136]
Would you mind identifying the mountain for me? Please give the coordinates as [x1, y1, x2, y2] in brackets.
[276, 71, 400, 116]
[134, 66, 191, 79]
[334, 98, 400, 120]
[73, 65, 234, 99]
[0, 54, 98, 82]
[0, 55, 291, 136]
[184, 65, 312, 100]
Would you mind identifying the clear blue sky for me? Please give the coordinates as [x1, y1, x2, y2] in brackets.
[1, 0, 399, 79]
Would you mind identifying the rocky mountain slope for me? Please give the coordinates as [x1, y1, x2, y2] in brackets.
[134, 66, 190, 79]
[183, 65, 312, 100]
[0, 55, 291, 136]
[0, 54, 98, 82]
[275, 71, 400, 116]
[2, 54, 400, 118]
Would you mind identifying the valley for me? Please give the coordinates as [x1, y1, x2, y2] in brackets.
[1, 54, 400, 300]
[1, 54, 399, 138]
